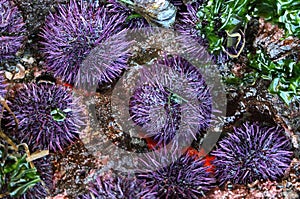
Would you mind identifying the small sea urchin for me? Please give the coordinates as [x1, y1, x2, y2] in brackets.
[40, 0, 130, 85]
[6, 83, 85, 152]
[129, 55, 212, 146]
[212, 123, 293, 185]
[137, 150, 215, 198]
[0, 0, 26, 61]
[80, 171, 147, 199]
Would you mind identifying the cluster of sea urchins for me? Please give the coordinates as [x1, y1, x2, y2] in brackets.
[136, 149, 215, 199]
[129, 55, 212, 146]
[40, 0, 130, 85]
[0, 0, 296, 198]
[0, 0, 26, 61]
[5, 83, 85, 152]
[212, 123, 293, 185]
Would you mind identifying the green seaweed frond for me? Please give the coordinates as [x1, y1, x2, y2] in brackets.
[249, 50, 300, 104]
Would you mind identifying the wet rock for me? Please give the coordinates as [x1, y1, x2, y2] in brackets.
[53, 140, 99, 197]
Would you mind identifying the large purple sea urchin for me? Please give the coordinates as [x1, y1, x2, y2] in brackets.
[40, 0, 130, 85]
[129, 55, 212, 146]
[0, 0, 26, 61]
[212, 123, 293, 185]
[6, 83, 85, 152]
[79, 172, 147, 199]
[137, 151, 215, 198]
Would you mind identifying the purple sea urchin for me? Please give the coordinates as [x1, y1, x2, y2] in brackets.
[129, 55, 212, 146]
[137, 150, 215, 198]
[175, 1, 207, 47]
[129, 83, 181, 146]
[6, 83, 85, 152]
[107, 0, 177, 28]
[40, 0, 130, 85]
[0, 0, 26, 61]
[0, 73, 6, 96]
[79, 171, 147, 199]
[212, 123, 293, 185]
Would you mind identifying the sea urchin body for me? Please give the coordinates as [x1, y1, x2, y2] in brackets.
[212, 123, 293, 185]
[80, 172, 147, 199]
[129, 55, 212, 146]
[0, 0, 26, 61]
[137, 151, 215, 199]
[40, 0, 130, 85]
[6, 83, 85, 152]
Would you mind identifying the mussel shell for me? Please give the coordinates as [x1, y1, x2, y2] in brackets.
[133, 0, 176, 28]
